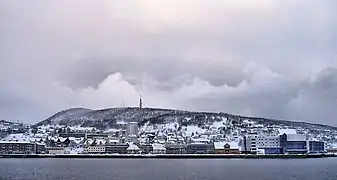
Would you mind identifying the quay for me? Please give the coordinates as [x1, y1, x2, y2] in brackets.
[0, 154, 335, 159]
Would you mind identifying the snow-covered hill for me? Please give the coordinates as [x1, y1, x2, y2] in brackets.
[34, 107, 337, 143]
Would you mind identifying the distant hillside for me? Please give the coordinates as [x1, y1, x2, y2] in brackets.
[35, 107, 337, 132]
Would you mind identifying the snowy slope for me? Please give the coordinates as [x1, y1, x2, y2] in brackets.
[34, 107, 337, 143]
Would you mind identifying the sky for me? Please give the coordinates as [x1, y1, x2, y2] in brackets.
[1, 0, 337, 125]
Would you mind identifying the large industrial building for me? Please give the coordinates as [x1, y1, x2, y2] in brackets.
[243, 129, 326, 155]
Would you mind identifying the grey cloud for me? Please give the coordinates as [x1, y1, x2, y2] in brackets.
[1, 0, 337, 125]
[58, 57, 246, 91]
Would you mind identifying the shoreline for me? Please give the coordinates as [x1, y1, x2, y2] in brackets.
[0, 154, 335, 159]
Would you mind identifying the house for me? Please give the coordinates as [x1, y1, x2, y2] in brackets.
[84, 140, 105, 154]
[152, 143, 166, 154]
[165, 144, 187, 154]
[35, 142, 46, 154]
[127, 142, 141, 154]
[187, 143, 215, 154]
[214, 142, 240, 154]
[105, 140, 129, 154]
[46, 147, 65, 155]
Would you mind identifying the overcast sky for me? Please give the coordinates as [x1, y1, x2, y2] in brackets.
[1, 1, 337, 125]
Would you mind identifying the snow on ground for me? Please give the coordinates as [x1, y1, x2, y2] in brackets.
[210, 121, 225, 129]
[116, 120, 127, 125]
[243, 120, 255, 124]
[185, 126, 206, 136]
[69, 126, 94, 132]
[127, 142, 140, 150]
[278, 129, 297, 135]
[152, 143, 165, 150]
[2, 133, 40, 142]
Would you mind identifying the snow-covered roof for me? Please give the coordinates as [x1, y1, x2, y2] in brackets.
[68, 126, 94, 131]
[286, 134, 306, 141]
[35, 142, 46, 146]
[69, 137, 76, 141]
[108, 139, 120, 143]
[0, 140, 34, 144]
[59, 137, 67, 142]
[152, 143, 166, 150]
[278, 129, 297, 135]
[127, 143, 140, 151]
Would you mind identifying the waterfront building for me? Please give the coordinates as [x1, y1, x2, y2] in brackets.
[84, 140, 105, 154]
[256, 135, 282, 154]
[243, 134, 258, 153]
[165, 144, 187, 154]
[0, 141, 36, 154]
[186, 143, 215, 154]
[280, 133, 307, 154]
[35, 142, 46, 154]
[214, 142, 240, 154]
[127, 142, 141, 154]
[308, 140, 326, 154]
[46, 147, 65, 154]
[152, 143, 166, 154]
[105, 144, 129, 154]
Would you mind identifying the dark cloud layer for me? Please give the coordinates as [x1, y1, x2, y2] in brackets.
[1, 0, 337, 125]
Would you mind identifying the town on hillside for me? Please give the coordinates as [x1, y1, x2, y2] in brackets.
[1, 97, 337, 156]
[1, 117, 337, 156]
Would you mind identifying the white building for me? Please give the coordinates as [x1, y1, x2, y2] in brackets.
[152, 143, 166, 154]
[84, 140, 106, 154]
[244, 134, 280, 153]
[127, 122, 139, 137]
[46, 147, 65, 155]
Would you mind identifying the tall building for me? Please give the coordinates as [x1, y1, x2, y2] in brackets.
[127, 122, 139, 137]
[243, 134, 281, 154]
[280, 133, 308, 154]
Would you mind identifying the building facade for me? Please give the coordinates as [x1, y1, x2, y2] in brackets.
[280, 134, 308, 154]
[186, 143, 215, 154]
[214, 142, 240, 154]
[84, 145, 105, 154]
[0, 141, 36, 154]
[308, 141, 325, 153]
[105, 144, 129, 154]
[243, 134, 258, 153]
[127, 122, 139, 137]
[152, 143, 166, 154]
[46, 147, 65, 154]
[165, 144, 187, 154]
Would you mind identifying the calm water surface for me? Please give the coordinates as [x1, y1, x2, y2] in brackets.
[0, 158, 336, 180]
